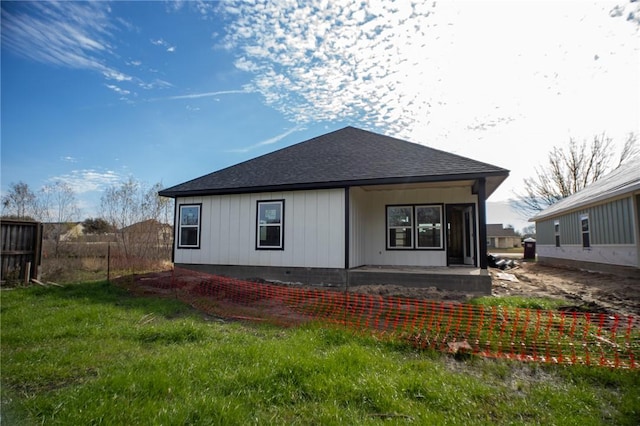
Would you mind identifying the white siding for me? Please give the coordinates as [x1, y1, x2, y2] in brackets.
[349, 187, 368, 268]
[351, 186, 477, 267]
[174, 189, 345, 268]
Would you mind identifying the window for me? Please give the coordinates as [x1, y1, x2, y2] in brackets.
[178, 204, 201, 248]
[416, 205, 443, 249]
[257, 200, 284, 249]
[581, 214, 590, 248]
[387, 206, 413, 248]
[386, 204, 443, 250]
[554, 220, 560, 247]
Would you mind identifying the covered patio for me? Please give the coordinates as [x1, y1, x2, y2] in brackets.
[347, 265, 491, 294]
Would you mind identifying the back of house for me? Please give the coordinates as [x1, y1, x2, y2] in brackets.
[160, 126, 510, 292]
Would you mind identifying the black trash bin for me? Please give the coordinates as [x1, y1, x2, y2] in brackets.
[523, 238, 536, 260]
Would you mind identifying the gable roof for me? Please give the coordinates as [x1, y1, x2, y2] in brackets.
[119, 219, 172, 233]
[159, 126, 509, 198]
[487, 224, 519, 237]
[531, 161, 640, 222]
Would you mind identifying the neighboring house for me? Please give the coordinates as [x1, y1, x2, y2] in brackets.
[119, 219, 173, 245]
[43, 222, 84, 242]
[159, 127, 509, 293]
[118, 219, 173, 259]
[530, 162, 640, 275]
[486, 224, 522, 249]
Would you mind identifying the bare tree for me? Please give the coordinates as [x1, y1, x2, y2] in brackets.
[521, 224, 536, 239]
[144, 182, 175, 254]
[100, 178, 174, 260]
[40, 181, 81, 256]
[82, 218, 114, 234]
[40, 181, 80, 223]
[1, 181, 40, 220]
[143, 182, 174, 226]
[513, 132, 638, 218]
[101, 177, 143, 259]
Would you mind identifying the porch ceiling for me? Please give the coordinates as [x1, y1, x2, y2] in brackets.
[356, 174, 505, 198]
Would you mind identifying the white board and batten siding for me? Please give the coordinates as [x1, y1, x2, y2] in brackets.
[350, 185, 478, 268]
[174, 189, 345, 268]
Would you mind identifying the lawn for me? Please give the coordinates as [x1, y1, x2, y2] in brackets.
[2, 280, 639, 425]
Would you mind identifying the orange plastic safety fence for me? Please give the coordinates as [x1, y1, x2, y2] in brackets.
[163, 268, 638, 369]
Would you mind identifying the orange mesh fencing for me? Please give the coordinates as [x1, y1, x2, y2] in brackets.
[161, 267, 638, 369]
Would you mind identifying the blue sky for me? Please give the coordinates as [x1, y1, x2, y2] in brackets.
[1, 1, 638, 231]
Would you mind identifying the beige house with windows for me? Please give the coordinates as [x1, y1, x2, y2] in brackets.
[486, 224, 521, 249]
[159, 127, 509, 293]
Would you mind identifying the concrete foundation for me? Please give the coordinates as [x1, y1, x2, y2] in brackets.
[348, 265, 492, 294]
[175, 263, 492, 294]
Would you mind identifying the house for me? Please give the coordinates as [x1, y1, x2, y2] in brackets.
[119, 219, 173, 246]
[530, 162, 640, 276]
[486, 224, 522, 249]
[117, 219, 173, 259]
[159, 127, 509, 293]
[43, 222, 84, 242]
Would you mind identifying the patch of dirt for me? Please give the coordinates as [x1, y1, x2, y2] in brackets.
[117, 263, 640, 318]
[347, 262, 640, 317]
[347, 284, 471, 301]
[490, 262, 640, 317]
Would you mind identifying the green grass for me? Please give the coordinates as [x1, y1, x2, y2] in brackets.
[2, 281, 639, 425]
[470, 295, 570, 310]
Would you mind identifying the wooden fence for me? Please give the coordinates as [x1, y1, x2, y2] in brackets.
[1, 219, 43, 284]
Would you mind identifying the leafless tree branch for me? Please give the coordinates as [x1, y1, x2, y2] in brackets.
[512, 132, 638, 219]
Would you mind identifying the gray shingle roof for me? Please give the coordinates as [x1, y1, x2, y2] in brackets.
[487, 224, 519, 237]
[159, 126, 509, 198]
[531, 161, 640, 222]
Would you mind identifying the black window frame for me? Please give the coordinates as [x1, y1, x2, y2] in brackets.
[256, 200, 285, 250]
[386, 205, 413, 249]
[581, 214, 590, 249]
[415, 204, 444, 249]
[177, 203, 202, 249]
[554, 220, 560, 247]
[386, 204, 445, 251]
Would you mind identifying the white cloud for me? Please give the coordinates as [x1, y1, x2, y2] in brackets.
[139, 79, 173, 90]
[102, 70, 132, 82]
[226, 125, 306, 153]
[168, 0, 218, 17]
[0, 2, 182, 102]
[1, 2, 132, 82]
[220, 0, 640, 200]
[151, 37, 176, 52]
[52, 169, 121, 194]
[105, 84, 131, 95]
[166, 88, 253, 100]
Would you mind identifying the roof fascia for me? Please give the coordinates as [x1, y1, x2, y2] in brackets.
[158, 171, 509, 198]
[531, 185, 640, 222]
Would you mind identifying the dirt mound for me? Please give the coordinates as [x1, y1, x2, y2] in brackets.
[116, 262, 639, 317]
